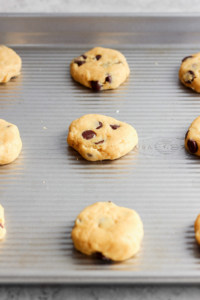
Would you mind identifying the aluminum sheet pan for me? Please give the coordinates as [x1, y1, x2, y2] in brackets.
[1, 14, 200, 284]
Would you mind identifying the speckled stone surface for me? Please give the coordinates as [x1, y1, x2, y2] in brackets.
[2, 285, 200, 299]
[0, 1, 200, 299]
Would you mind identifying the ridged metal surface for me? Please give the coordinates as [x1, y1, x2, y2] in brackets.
[1, 16, 200, 283]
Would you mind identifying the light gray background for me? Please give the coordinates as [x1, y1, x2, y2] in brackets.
[1, 1, 200, 299]
[1, 0, 200, 13]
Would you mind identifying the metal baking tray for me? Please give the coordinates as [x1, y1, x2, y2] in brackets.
[1, 13, 200, 284]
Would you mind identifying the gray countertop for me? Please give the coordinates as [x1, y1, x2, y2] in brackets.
[2, 285, 200, 300]
[1, 1, 200, 299]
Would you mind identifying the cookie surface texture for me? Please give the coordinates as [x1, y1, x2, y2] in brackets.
[195, 214, 200, 245]
[71, 202, 144, 262]
[185, 116, 200, 156]
[0, 119, 22, 165]
[67, 114, 138, 161]
[70, 47, 130, 91]
[179, 53, 200, 93]
[0, 45, 22, 83]
[0, 205, 6, 240]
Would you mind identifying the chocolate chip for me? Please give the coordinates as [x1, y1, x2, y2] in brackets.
[182, 55, 193, 62]
[96, 55, 101, 60]
[90, 81, 102, 91]
[105, 75, 112, 83]
[184, 70, 195, 84]
[82, 54, 87, 59]
[95, 140, 104, 145]
[187, 139, 198, 153]
[110, 125, 120, 130]
[96, 122, 103, 129]
[0, 224, 3, 229]
[87, 153, 93, 157]
[185, 130, 189, 140]
[6, 125, 11, 128]
[95, 252, 112, 263]
[82, 130, 96, 140]
[74, 60, 86, 66]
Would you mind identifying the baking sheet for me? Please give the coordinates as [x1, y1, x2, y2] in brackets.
[1, 14, 200, 283]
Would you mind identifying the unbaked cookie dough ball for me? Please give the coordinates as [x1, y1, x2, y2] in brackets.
[67, 114, 138, 161]
[71, 202, 144, 262]
[195, 214, 200, 245]
[0, 45, 22, 83]
[70, 47, 130, 91]
[0, 119, 22, 165]
[185, 116, 200, 156]
[179, 53, 200, 93]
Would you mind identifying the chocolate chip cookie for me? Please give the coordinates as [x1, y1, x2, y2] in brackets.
[67, 114, 138, 161]
[0, 119, 22, 165]
[185, 116, 200, 156]
[0, 205, 6, 240]
[179, 53, 200, 93]
[70, 47, 130, 91]
[71, 202, 144, 262]
[0, 45, 22, 83]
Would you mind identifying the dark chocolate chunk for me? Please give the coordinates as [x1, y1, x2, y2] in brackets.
[185, 130, 189, 140]
[95, 252, 113, 263]
[87, 153, 93, 157]
[110, 124, 120, 130]
[96, 122, 103, 129]
[96, 55, 101, 60]
[82, 54, 87, 59]
[182, 55, 193, 62]
[105, 75, 112, 83]
[74, 60, 86, 66]
[187, 139, 198, 153]
[82, 130, 96, 140]
[184, 70, 195, 84]
[95, 140, 104, 145]
[90, 81, 102, 91]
